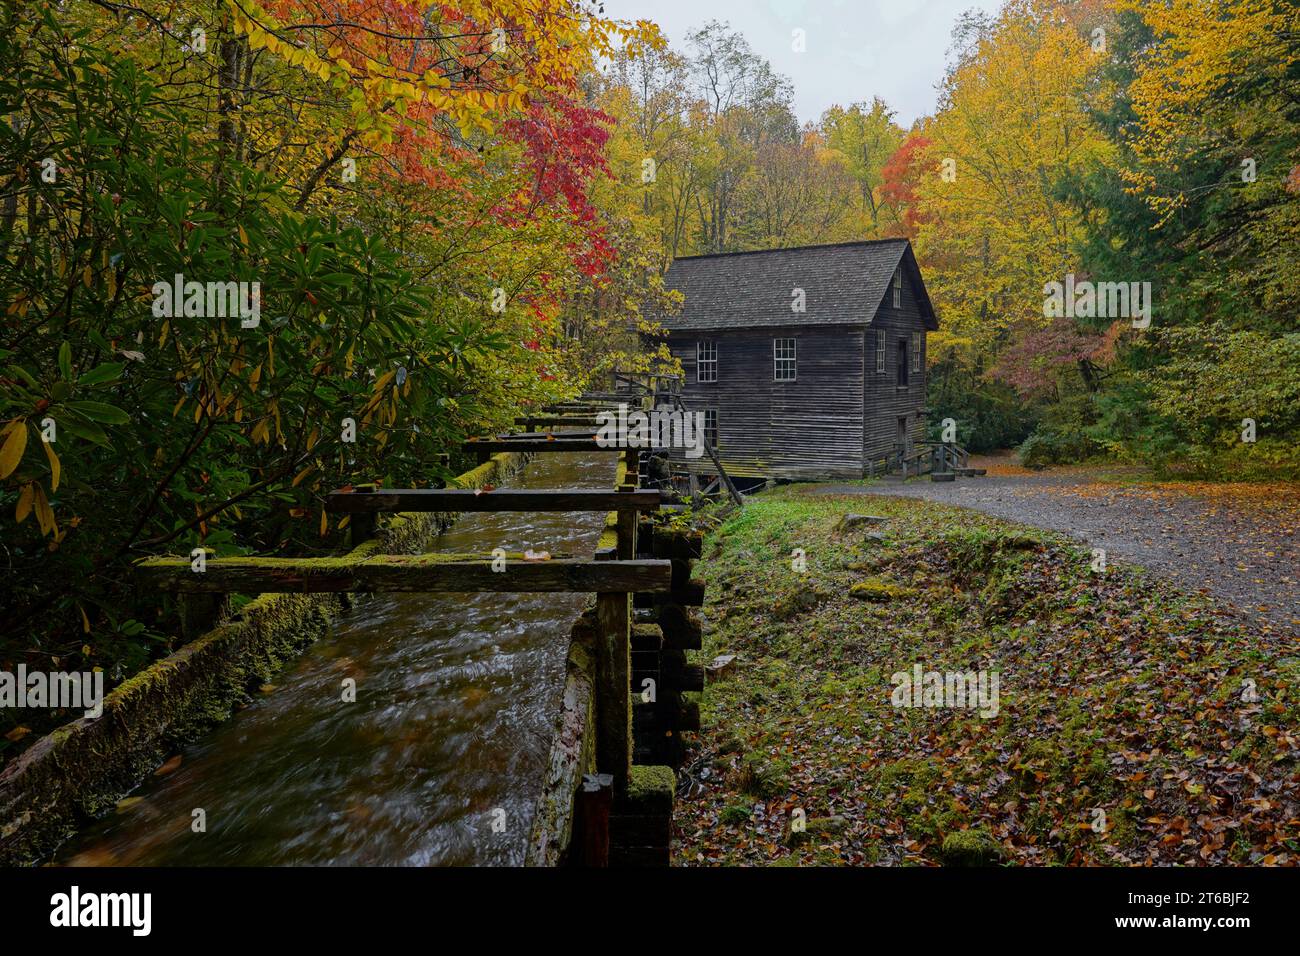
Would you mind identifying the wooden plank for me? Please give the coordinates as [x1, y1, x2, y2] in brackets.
[463, 438, 611, 454]
[577, 774, 613, 867]
[655, 606, 707, 650]
[485, 430, 673, 445]
[666, 325, 873, 480]
[327, 488, 663, 514]
[633, 581, 705, 607]
[663, 661, 705, 693]
[347, 482, 378, 545]
[525, 624, 597, 867]
[542, 403, 617, 414]
[630, 622, 663, 652]
[136, 555, 672, 594]
[577, 391, 643, 402]
[594, 591, 632, 795]
[650, 530, 704, 560]
[514, 417, 602, 428]
[491, 430, 604, 440]
[674, 700, 701, 732]
[616, 506, 637, 560]
[613, 369, 682, 383]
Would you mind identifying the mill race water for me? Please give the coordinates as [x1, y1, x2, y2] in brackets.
[56, 453, 615, 866]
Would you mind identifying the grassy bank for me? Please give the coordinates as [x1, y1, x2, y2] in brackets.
[674, 486, 1300, 866]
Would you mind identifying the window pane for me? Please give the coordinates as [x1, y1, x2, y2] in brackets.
[773, 337, 796, 381]
[697, 340, 717, 383]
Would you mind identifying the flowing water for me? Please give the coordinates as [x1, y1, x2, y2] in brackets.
[57, 453, 614, 867]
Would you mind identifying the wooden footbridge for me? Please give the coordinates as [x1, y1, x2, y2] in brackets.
[134, 374, 717, 866]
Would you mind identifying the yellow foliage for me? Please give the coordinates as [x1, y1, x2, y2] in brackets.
[0, 418, 28, 479]
[915, 0, 1111, 350]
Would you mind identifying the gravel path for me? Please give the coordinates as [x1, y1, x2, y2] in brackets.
[805, 459, 1300, 635]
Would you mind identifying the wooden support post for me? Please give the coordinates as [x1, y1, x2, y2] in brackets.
[595, 481, 636, 793]
[578, 773, 613, 866]
[137, 555, 672, 594]
[620, 448, 639, 491]
[348, 483, 378, 547]
[594, 472, 638, 795]
[616, 496, 637, 561]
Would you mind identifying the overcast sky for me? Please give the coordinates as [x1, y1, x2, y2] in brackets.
[601, 0, 1005, 127]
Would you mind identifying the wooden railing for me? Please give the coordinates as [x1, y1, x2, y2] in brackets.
[871, 441, 973, 479]
[136, 477, 672, 865]
[515, 416, 602, 430]
[520, 387, 709, 864]
[119, 378, 712, 867]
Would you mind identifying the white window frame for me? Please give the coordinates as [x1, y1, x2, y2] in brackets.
[696, 340, 717, 383]
[773, 337, 797, 382]
[875, 329, 886, 374]
[703, 409, 719, 449]
[911, 331, 922, 374]
[893, 266, 903, 309]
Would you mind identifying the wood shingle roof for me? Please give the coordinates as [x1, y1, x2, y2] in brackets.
[651, 239, 937, 332]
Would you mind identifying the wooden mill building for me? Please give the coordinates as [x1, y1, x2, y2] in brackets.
[649, 239, 939, 481]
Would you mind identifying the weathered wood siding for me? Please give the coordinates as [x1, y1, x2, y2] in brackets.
[864, 271, 929, 467]
[668, 326, 865, 480]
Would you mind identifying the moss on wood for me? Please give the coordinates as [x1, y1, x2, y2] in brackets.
[620, 764, 675, 814]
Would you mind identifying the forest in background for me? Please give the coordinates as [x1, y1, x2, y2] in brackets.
[595, 0, 1299, 469]
[1, 0, 1297, 747]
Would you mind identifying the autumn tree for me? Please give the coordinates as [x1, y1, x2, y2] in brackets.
[0, 0, 662, 704]
[819, 99, 906, 230]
